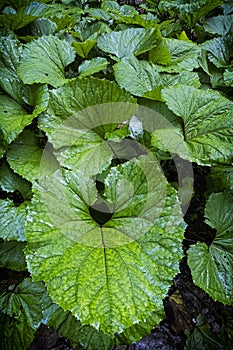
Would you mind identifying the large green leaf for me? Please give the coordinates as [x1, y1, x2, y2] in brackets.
[39, 77, 136, 174]
[97, 27, 158, 58]
[0, 278, 45, 350]
[101, 0, 138, 18]
[39, 77, 135, 133]
[17, 35, 76, 88]
[7, 130, 58, 182]
[73, 39, 96, 59]
[25, 158, 185, 336]
[114, 56, 200, 99]
[0, 240, 26, 271]
[157, 85, 233, 165]
[0, 37, 49, 107]
[0, 2, 47, 30]
[188, 193, 233, 305]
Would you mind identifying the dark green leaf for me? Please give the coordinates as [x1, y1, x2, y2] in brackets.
[188, 193, 233, 305]
[0, 278, 45, 350]
[0, 240, 26, 271]
[0, 160, 31, 200]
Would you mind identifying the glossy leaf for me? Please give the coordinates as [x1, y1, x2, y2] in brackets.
[203, 36, 233, 68]
[159, 85, 233, 165]
[97, 27, 157, 58]
[0, 200, 27, 241]
[73, 39, 96, 58]
[25, 158, 185, 335]
[153, 38, 201, 72]
[17, 35, 76, 88]
[0, 94, 34, 144]
[0, 38, 22, 80]
[39, 77, 136, 174]
[114, 56, 200, 99]
[203, 14, 233, 36]
[78, 57, 108, 77]
[74, 20, 111, 42]
[188, 193, 233, 305]
[0, 14, 39, 30]
[7, 130, 58, 182]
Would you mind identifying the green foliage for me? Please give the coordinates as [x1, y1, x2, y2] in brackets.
[0, 0, 232, 349]
[188, 193, 233, 305]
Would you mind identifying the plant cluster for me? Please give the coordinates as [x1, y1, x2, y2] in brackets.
[0, 0, 232, 349]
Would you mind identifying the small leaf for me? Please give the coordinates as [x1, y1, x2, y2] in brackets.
[188, 193, 233, 305]
[0, 200, 27, 241]
[154, 38, 201, 72]
[0, 240, 26, 271]
[17, 35, 76, 88]
[185, 315, 228, 350]
[78, 57, 108, 77]
[224, 68, 233, 87]
[73, 39, 96, 58]
[97, 27, 157, 58]
[149, 38, 172, 65]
